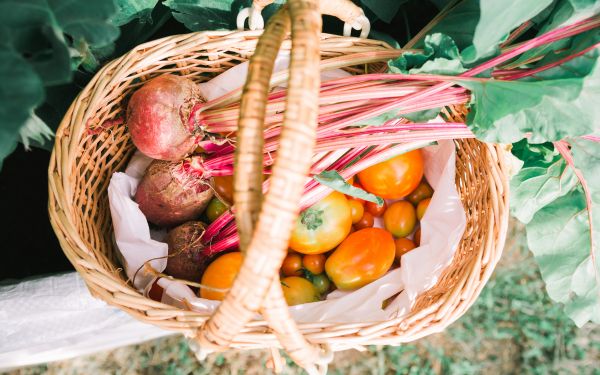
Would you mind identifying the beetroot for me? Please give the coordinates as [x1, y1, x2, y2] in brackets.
[135, 159, 213, 227]
[165, 221, 207, 281]
[127, 74, 204, 161]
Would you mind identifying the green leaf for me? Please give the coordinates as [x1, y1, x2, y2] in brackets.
[511, 0, 600, 66]
[525, 139, 600, 326]
[314, 170, 384, 206]
[402, 108, 442, 122]
[457, 48, 600, 143]
[361, 0, 407, 23]
[111, 0, 159, 26]
[0, 50, 45, 168]
[19, 113, 54, 150]
[510, 141, 577, 224]
[461, 0, 553, 63]
[165, 0, 250, 31]
[389, 33, 466, 75]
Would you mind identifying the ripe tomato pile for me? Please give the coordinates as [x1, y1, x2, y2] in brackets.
[159, 149, 433, 305]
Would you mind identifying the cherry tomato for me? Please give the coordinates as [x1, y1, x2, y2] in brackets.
[416, 198, 431, 220]
[354, 211, 374, 230]
[414, 227, 421, 246]
[357, 149, 424, 199]
[281, 276, 320, 306]
[349, 199, 364, 224]
[383, 201, 416, 238]
[212, 175, 234, 204]
[282, 253, 303, 277]
[200, 252, 243, 300]
[407, 180, 433, 205]
[325, 228, 395, 290]
[148, 279, 164, 302]
[303, 253, 325, 275]
[205, 197, 228, 222]
[394, 237, 416, 261]
[365, 200, 387, 217]
[289, 192, 352, 254]
[311, 273, 331, 295]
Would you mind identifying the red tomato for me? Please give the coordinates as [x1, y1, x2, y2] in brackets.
[303, 254, 325, 275]
[282, 253, 303, 277]
[349, 199, 364, 224]
[414, 227, 421, 246]
[407, 180, 433, 205]
[148, 279, 164, 302]
[394, 237, 416, 261]
[416, 198, 431, 220]
[200, 252, 243, 300]
[365, 200, 387, 217]
[325, 228, 395, 290]
[354, 211, 374, 230]
[212, 175, 234, 205]
[383, 201, 417, 238]
[357, 150, 424, 199]
[289, 192, 352, 254]
[281, 276, 319, 306]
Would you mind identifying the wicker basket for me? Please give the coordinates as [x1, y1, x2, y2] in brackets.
[48, 0, 509, 372]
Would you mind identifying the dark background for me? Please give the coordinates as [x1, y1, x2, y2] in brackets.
[0, 1, 438, 281]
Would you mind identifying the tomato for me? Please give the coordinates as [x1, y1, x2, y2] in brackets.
[310, 273, 331, 295]
[325, 228, 395, 290]
[212, 175, 234, 204]
[281, 276, 320, 306]
[205, 197, 228, 222]
[414, 227, 421, 246]
[303, 253, 325, 274]
[282, 253, 303, 277]
[407, 180, 433, 205]
[354, 211, 374, 230]
[148, 279, 164, 302]
[349, 199, 364, 224]
[357, 149, 424, 199]
[383, 201, 416, 238]
[200, 252, 243, 300]
[394, 237, 416, 261]
[416, 198, 431, 220]
[365, 200, 387, 217]
[289, 192, 352, 254]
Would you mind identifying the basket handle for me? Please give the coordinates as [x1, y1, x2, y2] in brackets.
[198, 1, 329, 373]
[237, 0, 371, 37]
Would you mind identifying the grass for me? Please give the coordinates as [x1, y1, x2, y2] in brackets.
[9, 221, 600, 374]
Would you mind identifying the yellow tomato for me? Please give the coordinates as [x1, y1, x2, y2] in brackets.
[281, 276, 320, 306]
[200, 252, 243, 300]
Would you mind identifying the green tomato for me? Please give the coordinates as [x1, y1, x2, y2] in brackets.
[205, 198, 228, 222]
[310, 273, 331, 295]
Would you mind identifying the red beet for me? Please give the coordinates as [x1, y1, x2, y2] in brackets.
[127, 74, 204, 161]
[165, 221, 207, 281]
[135, 159, 213, 227]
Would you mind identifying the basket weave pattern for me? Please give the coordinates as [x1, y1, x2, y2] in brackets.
[48, 26, 509, 355]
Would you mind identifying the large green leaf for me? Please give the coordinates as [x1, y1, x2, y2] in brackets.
[525, 139, 600, 326]
[361, 0, 407, 23]
[111, 0, 159, 26]
[457, 48, 600, 143]
[510, 141, 577, 224]
[461, 0, 553, 63]
[389, 33, 466, 75]
[165, 0, 252, 31]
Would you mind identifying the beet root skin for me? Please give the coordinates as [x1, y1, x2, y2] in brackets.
[127, 74, 204, 161]
[135, 159, 213, 227]
[165, 221, 207, 281]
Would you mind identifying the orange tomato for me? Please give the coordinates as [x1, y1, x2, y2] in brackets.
[349, 199, 364, 224]
[407, 180, 433, 205]
[414, 227, 421, 246]
[394, 237, 416, 261]
[281, 276, 320, 306]
[354, 211, 374, 230]
[383, 201, 417, 238]
[200, 252, 243, 300]
[289, 192, 352, 254]
[303, 253, 325, 274]
[325, 228, 395, 290]
[357, 150, 424, 199]
[365, 200, 387, 217]
[416, 198, 431, 220]
[282, 253, 303, 277]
